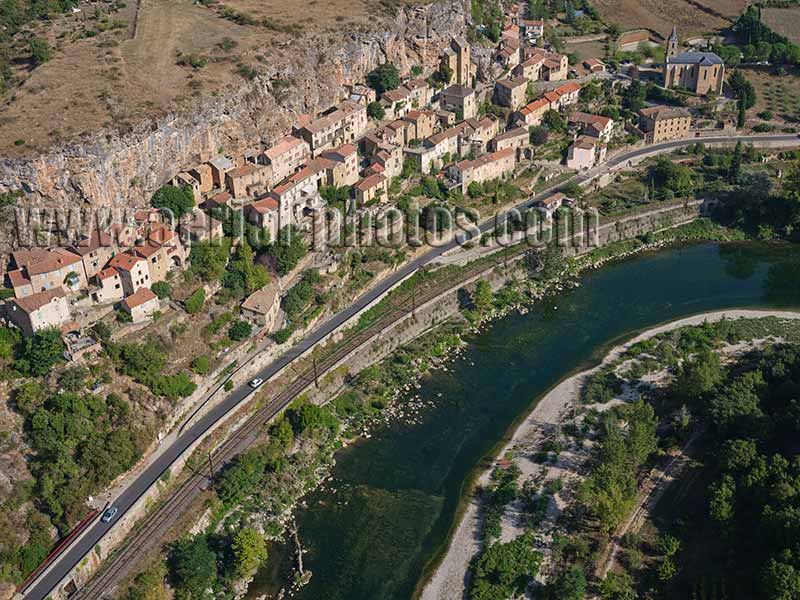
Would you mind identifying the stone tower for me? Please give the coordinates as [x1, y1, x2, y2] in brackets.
[666, 26, 679, 59]
[451, 35, 471, 86]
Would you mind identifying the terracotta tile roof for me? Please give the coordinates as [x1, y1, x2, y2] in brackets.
[520, 97, 550, 115]
[97, 267, 119, 281]
[543, 91, 561, 104]
[11, 288, 65, 314]
[639, 105, 692, 121]
[496, 77, 527, 90]
[302, 102, 362, 135]
[355, 173, 387, 192]
[8, 269, 31, 288]
[226, 164, 260, 179]
[249, 198, 280, 214]
[71, 230, 114, 256]
[555, 82, 581, 95]
[108, 252, 146, 272]
[441, 84, 474, 99]
[13, 248, 82, 276]
[263, 135, 306, 161]
[569, 111, 612, 129]
[206, 191, 232, 207]
[494, 127, 529, 141]
[122, 287, 158, 310]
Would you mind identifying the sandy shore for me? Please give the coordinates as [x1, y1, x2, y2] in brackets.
[419, 309, 800, 600]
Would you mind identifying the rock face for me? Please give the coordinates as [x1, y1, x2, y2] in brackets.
[0, 0, 468, 214]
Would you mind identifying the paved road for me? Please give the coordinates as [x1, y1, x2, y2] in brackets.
[23, 132, 800, 600]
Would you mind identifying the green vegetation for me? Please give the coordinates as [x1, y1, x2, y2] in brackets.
[227, 320, 252, 341]
[151, 281, 172, 300]
[151, 185, 195, 219]
[184, 288, 206, 314]
[470, 534, 542, 600]
[28, 37, 51, 66]
[733, 6, 800, 65]
[106, 338, 196, 400]
[367, 100, 385, 120]
[367, 62, 400, 94]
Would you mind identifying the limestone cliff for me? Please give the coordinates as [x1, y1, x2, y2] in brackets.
[0, 0, 468, 231]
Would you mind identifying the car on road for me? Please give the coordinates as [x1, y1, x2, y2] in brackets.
[101, 507, 118, 523]
[249, 378, 264, 388]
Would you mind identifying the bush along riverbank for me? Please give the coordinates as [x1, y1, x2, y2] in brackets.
[118, 217, 758, 600]
[454, 313, 800, 600]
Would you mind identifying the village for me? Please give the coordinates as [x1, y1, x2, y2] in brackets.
[0, 5, 729, 363]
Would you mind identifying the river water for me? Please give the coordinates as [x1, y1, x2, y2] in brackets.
[249, 241, 800, 600]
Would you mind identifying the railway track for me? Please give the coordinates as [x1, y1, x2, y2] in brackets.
[72, 246, 529, 599]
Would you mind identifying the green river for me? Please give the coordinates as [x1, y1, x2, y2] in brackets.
[250, 241, 800, 600]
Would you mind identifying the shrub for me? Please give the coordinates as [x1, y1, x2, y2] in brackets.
[191, 355, 211, 375]
[185, 288, 206, 314]
[228, 320, 253, 341]
[151, 281, 172, 300]
[272, 327, 292, 344]
[29, 38, 52, 66]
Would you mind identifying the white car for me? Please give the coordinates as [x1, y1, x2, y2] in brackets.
[101, 506, 118, 523]
[249, 378, 264, 388]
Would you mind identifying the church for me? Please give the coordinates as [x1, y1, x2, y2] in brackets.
[662, 27, 725, 96]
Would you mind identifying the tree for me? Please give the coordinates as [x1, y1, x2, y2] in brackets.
[169, 535, 218, 599]
[622, 79, 646, 112]
[467, 181, 483, 198]
[542, 109, 566, 133]
[530, 125, 549, 145]
[189, 239, 228, 281]
[269, 226, 307, 276]
[709, 474, 736, 523]
[231, 527, 267, 578]
[228, 320, 253, 341]
[191, 355, 210, 375]
[729, 141, 743, 182]
[549, 565, 587, 600]
[123, 562, 168, 600]
[29, 38, 51, 66]
[367, 101, 385, 120]
[151, 185, 195, 219]
[472, 280, 494, 313]
[599, 571, 636, 600]
[367, 63, 400, 94]
[21, 328, 64, 376]
[151, 281, 172, 300]
[470, 534, 542, 600]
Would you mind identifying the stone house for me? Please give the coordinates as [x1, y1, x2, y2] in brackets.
[208, 155, 235, 189]
[440, 85, 477, 120]
[446, 147, 517, 192]
[319, 144, 360, 187]
[298, 101, 368, 156]
[268, 162, 327, 228]
[402, 110, 437, 142]
[225, 164, 271, 199]
[663, 51, 724, 95]
[584, 57, 605, 72]
[5, 287, 71, 337]
[121, 288, 160, 323]
[514, 55, 545, 81]
[255, 135, 310, 187]
[368, 144, 404, 180]
[638, 105, 692, 144]
[69, 230, 116, 283]
[495, 45, 521, 70]
[245, 197, 281, 240]
[520, 19, 544, 42]
[569, 112, 615, 142]
[204, 191, 233, 213]
[354, 173, 388, 204]
[542, 55, 568, 81]
[180, 211, 224, 244]
[552, 82, 581, 107]
[91, 267, 125, 304]
[107, 252, 151, 295]
[405, 79, 432, 108]
[489, 127, 530, 154]
[171, 172, 202, 203]
[465, 116, 499, 153]
[349, 84, 377, 106]
[8, 248, 87, 298]
[241, 285, 280, 331]
[381, 87, 413, 120]
[536, 192, 566, 217]
[189, 164, 214, 195]
[514, 97, 551, 127]
[494, 77, 529, 110]
[567, 135, 606, 170]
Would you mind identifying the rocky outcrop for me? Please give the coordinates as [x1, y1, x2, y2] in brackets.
[0, 0, 468, 217]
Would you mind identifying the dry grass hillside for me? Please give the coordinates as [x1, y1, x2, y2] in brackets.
[762, 6, 800, 44]
[0, 0, 383, 159]
[593, 0, 748, 38]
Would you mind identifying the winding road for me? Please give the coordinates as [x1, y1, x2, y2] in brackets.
[22, 133, 800, 600]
